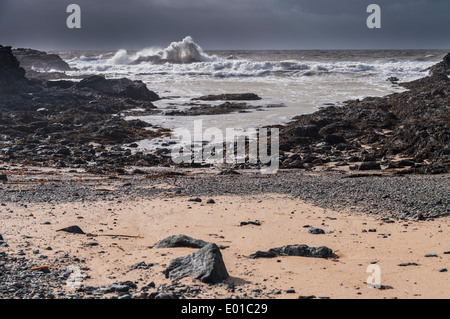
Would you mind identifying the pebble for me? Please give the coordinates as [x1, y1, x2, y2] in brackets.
[308, 227, 325, 235]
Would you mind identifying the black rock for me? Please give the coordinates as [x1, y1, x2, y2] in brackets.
[0, 45, 26, 87]
[0, 174, 7, 181]
[358, 161, 381, 171]
[153, 293, 179, 300]
[75, 75, 160, 101]
[428, 53, 450, 76]
[12, 48, 74, 72]
[56, 225, 85, 235]
[308, 227, 325, 235]
[193, 93, 261, 101]
[163, 243, 229, 284]
[398, 262, 419, 267]
[248, 244, 334, 259]
[324, 134, 346, 145]
[240, 220, 261, 226]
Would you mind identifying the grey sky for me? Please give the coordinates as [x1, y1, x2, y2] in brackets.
[0, 0, 449, 50]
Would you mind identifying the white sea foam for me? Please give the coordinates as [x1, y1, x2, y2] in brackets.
[107, 36, 216, 66]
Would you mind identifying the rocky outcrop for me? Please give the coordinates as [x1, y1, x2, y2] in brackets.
[428, 53, 450, 76]
[279, 54, 450, 174]
[12, 48, 74, 72]
[0, 44, 167, 170]
[163, 243, 229, 284]
[0, 45, 26, 90]
[74, 75, 160, 101]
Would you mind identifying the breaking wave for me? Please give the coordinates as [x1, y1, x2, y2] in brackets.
[65, 36, 436, 80]
[109, 36, 216, 65]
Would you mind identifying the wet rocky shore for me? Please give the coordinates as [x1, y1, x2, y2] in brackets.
[1, 45, 449, 175]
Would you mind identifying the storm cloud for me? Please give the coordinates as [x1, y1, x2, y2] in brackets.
[0, 0, 448, 50]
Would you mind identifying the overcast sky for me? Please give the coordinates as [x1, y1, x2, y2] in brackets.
[0, 0, 449, 50]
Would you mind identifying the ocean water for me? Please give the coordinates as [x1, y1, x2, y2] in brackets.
[56, 37, 446, 149]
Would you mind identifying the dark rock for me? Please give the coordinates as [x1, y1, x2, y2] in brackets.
[298, 295, 316, 299]
[12, 48, 74, 72]
[240, 220, 261, 227]
[167, 102, 259, 116]
[0, 45, 26, 87]
[358, 162, 381, 171]
[294, 124, 320, 138]
[154, 234, 209, 249]
[308, 227, 325, 235]
[193, 93, 261, 101]
[56, 225, 85, 235]
[324, 134, 346, 145]
[188, 198, 202, 203]
[153, 293, 179, 300]
[398, 262, 419, 267]
[248, 244, 334, 259]
[285, 289, 296, 294]
[0, 174, 7, 181]
[428, 53, 450, 76]
[387, 76, 400, 84]
[206, 199, 215, 204]
[75, 75, 160, 101]
[163, 243, 229, 284]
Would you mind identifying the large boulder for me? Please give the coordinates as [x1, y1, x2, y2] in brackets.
[163, 243, 229, 284]
[154, 234, 209, 249]
[75, 75, 160, 101]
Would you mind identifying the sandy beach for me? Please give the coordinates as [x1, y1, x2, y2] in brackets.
[1, 168, 448, 299]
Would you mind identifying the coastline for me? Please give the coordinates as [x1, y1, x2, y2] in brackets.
[1, 45, 449, 300]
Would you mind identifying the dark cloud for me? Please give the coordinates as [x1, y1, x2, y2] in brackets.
[0, 0, 448, 50]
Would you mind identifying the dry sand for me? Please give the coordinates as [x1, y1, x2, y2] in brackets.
[2, 191, 449, 299]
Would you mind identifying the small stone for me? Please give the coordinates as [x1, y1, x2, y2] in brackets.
[206, 199, 215, 204]
[308, 227, 325, 235]
[398, 262, 419, 267]
[57, 225, 85, 234]
[285, 289, 296, 294]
